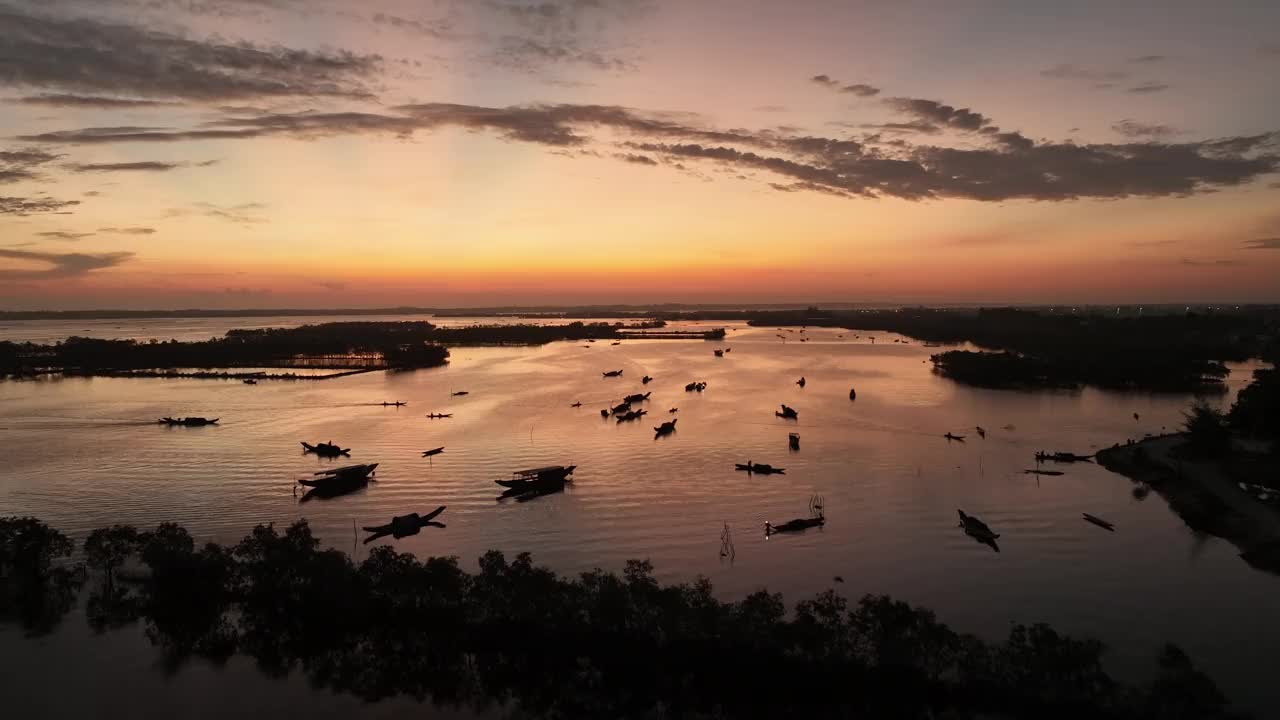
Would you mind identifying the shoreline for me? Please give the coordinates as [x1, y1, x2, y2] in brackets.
[1097, 435, 1280, 573]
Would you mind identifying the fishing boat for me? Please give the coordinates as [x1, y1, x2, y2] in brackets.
[363, 506, 446, 542]
[299, 463, 378, 488]
[451, 391, 469, 397]
[425, 413, 453, 419]
[944, 432, 966, 442]
[957, 509, 999, 542]
[600, 409, 610, 417]
[714, 349, 724, 357]
[976, 426, 986, 438]
[159, 417, 219, 426]
[1082, 513, 1115, 531]
[611, 341, 621, 346]
[766, 517, 824, 534]
[642, 375, 653, 384]
[766, 497, 825, 535]
[668, 407, 678, 413]
[602, 369, 624, 377]
[654, 419, 677, 436]
[1024, 469, 1064, 476]
[381, 401, 408, 407]
[736, 461, 785, 474]
[775, 404, 798, 419]
[243, 378, 258, 385]
[616, 409, 648, 422]
[571, 401, 582, 407]
[789, 433, 800, 450]
[611, 402, 632, 414]
[1035, 451, 1094, 463]
[796, 376, 806, 387]
[623, 391, 651, 404]
[301, 441, 350, 457]
[849, 387, 857, 400]
[495, 465, 577, 488]
[421, 447, 445, 457]
[684, 381, 707, 392]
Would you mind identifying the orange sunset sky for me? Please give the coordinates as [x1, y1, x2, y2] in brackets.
[1, 0, 1278, 309]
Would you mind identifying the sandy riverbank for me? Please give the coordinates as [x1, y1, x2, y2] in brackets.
[1097, 435, 1280, 573]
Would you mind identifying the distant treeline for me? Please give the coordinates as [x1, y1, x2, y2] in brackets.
[0, 321, 715, 377]
[0, 517, 1248, 720]
[732, 307, 1277, 392]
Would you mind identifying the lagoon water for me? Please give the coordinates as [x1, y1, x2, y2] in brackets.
[2, 317, 1277, 716]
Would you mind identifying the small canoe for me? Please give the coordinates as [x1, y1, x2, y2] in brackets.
[421, 447, 445, 457]
[603, 369, 624, 377]
[425, 413, 453, 419]
[776, 405, 798, 419]
[736, 462, 785, 474]
[789, 433, 800, 450]
[957, 509, 998, 541]
[1024, 469, 1064, 476]
[451, 391, 469, 397]
[766, 517, 824, 534]
[1082, 513, 1115, 531]
[944, 433, 966, 441]
[301, 441, 350, 457]
[654, 419, 677, 436]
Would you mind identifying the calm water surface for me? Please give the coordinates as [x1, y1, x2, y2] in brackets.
[2, 318, 1277, 716]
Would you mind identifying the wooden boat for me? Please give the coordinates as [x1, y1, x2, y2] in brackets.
[684, 381, 707, 392]
[571, 401, 582, 407]
[642, 375, 653, 384]
[1035, 451, 1094, 463]
[421, 447, 445, 457]
[616, 409, 647, 422]
[796, 377, 806, 387]
[736, 462, 785, 474]
[451, 391, 469, 397]
[976, 426, 986, 438]
[724, 347, 731, 353]
[1023, 469, 1064, 476]
[495, 465, 577, 488]
[623, 391, 651, 404]
[775, 404, 798, 419]
[766, 517, 823, 534]
[600, 409, 610, 417]
[944, 432, 966, 442]
[425, 413, 453, 419]
[502, 477, 567, 501]
[653, 419, 677, 436]
[957, 510, 999, 542]
[381, 401, 407, 407]
[668, 407, 678, 413]
[602, 369, 624, 377]
[789, 433, 800, 450]
[1082, 513, 1115, 531]
[363, 506, 446, 542]
[714, 349, 724, 357]
[243, 379, 257, 385]
[610, 402, 631, 414]
[849, 387, 856, 400]
[299, 463, 378, 488]
[159, 417, 219, 426]
[301, 441, 350, 457]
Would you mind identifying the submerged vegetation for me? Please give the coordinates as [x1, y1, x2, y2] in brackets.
[0, 517, 1249, 719]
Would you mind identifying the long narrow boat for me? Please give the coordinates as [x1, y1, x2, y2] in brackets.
[775, 404, 798, 419]
[300, 463, 378, 487]
[159, 417, 219, 426]
[765, 516, 824, 534]
[301, 441, 350, 457]
[736, 462, 785, 474]
[421, 447, 445, 457]
[1082, 513, 1116, 531]
[654, 419, 677, 436]
[495, 465, 576, 488]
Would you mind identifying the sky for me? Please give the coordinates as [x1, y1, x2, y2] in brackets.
[0, 0, 1278, 309]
